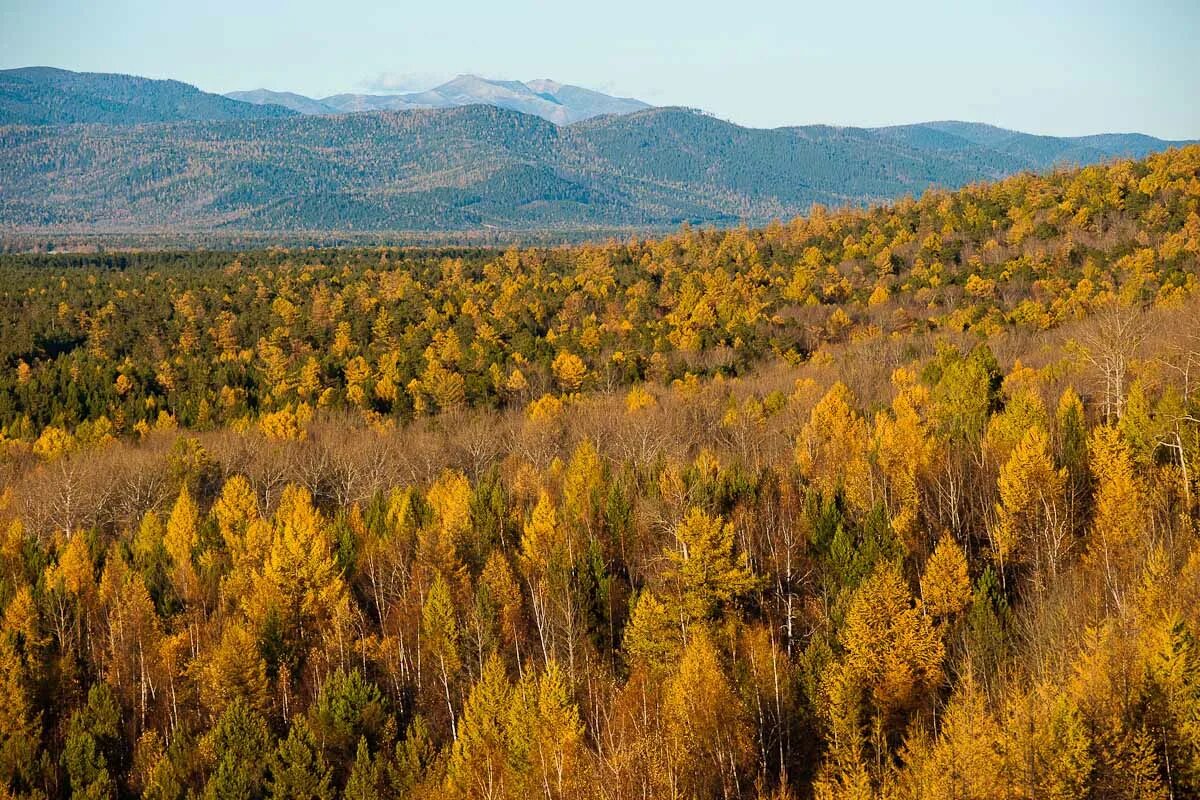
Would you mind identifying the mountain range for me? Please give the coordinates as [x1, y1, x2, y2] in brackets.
[228, 75, 652, 124]
[0, 67, 1195, 234]
[0, 67, 651, 127]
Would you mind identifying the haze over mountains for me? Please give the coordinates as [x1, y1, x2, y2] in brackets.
[1, 67, 651, 126]
[228, 75, 653, 124]
[0, 67, 1195, 234]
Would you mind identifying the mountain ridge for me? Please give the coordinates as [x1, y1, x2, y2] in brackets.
[0, 66, 296, 125]
[0, 67, 654, 127]
[1, 67, 1195, 235]
[2, 101, 1194, 234]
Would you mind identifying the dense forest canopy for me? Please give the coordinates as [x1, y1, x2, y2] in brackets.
[0, 145, 1199, 799]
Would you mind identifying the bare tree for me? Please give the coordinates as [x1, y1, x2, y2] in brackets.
[1077, 301, 1151, 423]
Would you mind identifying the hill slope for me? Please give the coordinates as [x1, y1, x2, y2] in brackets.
[0, 104, 1193, 232]
[0, 67, 296, 125]
[1, 145, 1199, 800]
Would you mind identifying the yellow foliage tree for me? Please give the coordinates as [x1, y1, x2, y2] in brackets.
[245, 485, 348, 669]
[259, 404, 310, 441]
[666, 507, 757, 628]
[624, 385, 656, 414]
[447, 652, 512, 798]
[0, 635, 41, 791]
[994, 427, 1067, 577]
[212, 475, 266, 567]
[422, 359, 467, 412]
[663, 629, 752, 800]
[1086, 425, 1146, 610]
[528, 659, 586, 799]
[798, 382, 872, 513]
[199, 623, 271, 718]
[421, 470, 472, 578]
[561, 439, 605, 538]
[551, 351, 588, 393]
[504, 367, 529, 396]
[838, 566, 944, 724]
[424, 572, 463, 743]
[900, 671, 1003, 800]
[1001, 683, 1093, 800]
[33, 425, 76, 460]
[164, 486, 201, 606]
[874, 370, 936, 550]
[622, 590, 678, 670]
[920, 535, 971, 619]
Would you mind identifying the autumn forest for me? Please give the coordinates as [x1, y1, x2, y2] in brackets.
[2, 145, 1200, 799]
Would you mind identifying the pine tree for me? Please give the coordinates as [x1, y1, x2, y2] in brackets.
[201, 698, 273, 800]
[63, 684, 122, 800]
[308, 669, 387, 776]
[269, 719, 333, 800]
[343, 739, 381, 800]
[388, 716, 437, 797]
[930, 345, 1000, 444]
[1056, 387, 1089, 515]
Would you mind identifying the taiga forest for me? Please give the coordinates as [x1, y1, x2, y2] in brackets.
[1, 144, 1200, 799]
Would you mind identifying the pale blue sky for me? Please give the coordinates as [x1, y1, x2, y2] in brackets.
[2, 0, 1197, 138]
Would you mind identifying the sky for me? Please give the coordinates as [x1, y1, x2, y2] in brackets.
[2, 0, 1198, 138]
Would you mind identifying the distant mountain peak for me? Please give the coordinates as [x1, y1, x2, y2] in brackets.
[224, 74, 651, 124]
[526, 78, 564, 94]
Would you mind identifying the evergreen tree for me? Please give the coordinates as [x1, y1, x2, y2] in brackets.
[269, 719, 332, 800]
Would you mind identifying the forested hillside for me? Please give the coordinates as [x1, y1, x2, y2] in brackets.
[0, 68, 296, 125]
[0, 145, 1199, 799]
[2, 103, 1193, 233]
